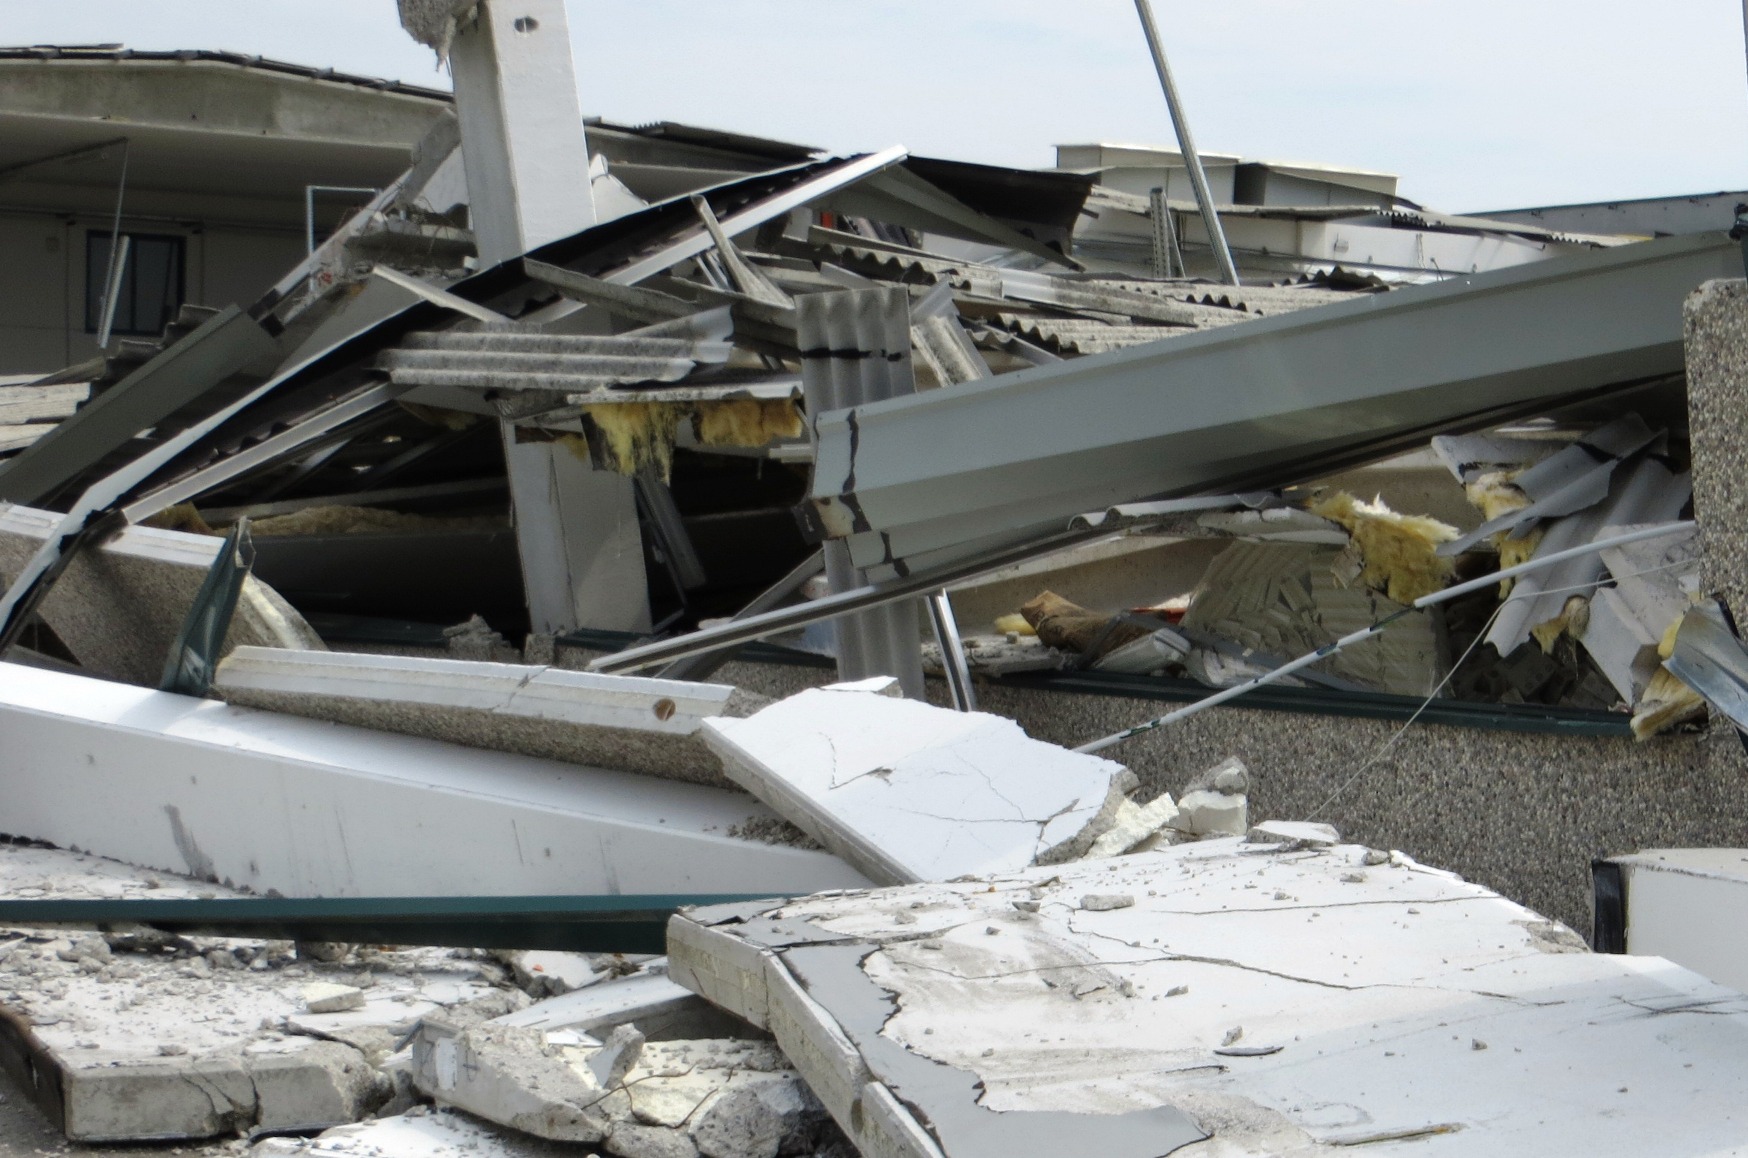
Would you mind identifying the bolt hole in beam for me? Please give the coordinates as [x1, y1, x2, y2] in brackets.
[514, 16, 539, 32]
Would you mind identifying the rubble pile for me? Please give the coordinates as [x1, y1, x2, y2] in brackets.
[2, 1, 1748, 1153]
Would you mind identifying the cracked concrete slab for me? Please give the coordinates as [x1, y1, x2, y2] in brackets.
[699, 684, 1136, 885]
[668, 836, 1748, 1156]
[0, 842, 500, 1142]
[215, 647, 759, 788]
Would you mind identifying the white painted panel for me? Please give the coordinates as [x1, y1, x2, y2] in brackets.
[0, 662, 867, 898]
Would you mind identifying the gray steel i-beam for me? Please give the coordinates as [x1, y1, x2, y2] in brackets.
[808, 231, 1741, 581]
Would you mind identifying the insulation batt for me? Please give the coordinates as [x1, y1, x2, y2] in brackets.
[1632, 614, 1708, 740]
[1308, 491, 1457, 604]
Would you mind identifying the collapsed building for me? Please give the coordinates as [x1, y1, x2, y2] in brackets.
[2, 1, 1748, 1153]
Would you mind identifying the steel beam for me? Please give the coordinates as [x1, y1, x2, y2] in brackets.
[809, 232, 1740, 579]
[0, 306, 279, 507]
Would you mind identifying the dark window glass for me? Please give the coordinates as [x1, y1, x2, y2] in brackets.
[85, 231, 185, 336]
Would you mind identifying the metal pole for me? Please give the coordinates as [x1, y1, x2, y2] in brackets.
[1132, 0, 1239, 285]
[926, 591, 977, 712]
[1072, 520, 1696, 754]
[94, 235, 130, 349]
[95, 140, 130, 347]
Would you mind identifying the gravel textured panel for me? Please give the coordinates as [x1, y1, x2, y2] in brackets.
[975, 681, 1748, 939]
[1685, 277, 1748, 604]
[217, 689, 738, 788]
[0, 523, 322, 686]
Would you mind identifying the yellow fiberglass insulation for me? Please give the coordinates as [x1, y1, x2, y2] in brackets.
[141, 503, 216, 537]
[1464, 471, 1539, 595]
[1529, 593, 1591, 653]
[1308, 491, 1458, 604]
[695, 399, 803, 448]
[1631, 614, 1707, 739]
[249, 505, 505, 537]
[578, 402, 684, 480]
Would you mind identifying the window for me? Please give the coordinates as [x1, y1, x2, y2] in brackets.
[85, 231, 185, 337]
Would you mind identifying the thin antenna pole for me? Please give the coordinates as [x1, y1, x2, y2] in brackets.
[1132, 0, 1239, 285]
[95, 140, 130, 347]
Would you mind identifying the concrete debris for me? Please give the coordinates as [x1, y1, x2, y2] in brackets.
[411, 1023, 838, 1158]
[668, 834, 1748, 1158]
[699, 682, 1138, 885]
[0, 843, 498, 1142]
[303, 981, 367, 1013]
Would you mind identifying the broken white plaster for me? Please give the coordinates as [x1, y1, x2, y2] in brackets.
[699, 686, 1137, 886]
[668, 835, 1748, 1158]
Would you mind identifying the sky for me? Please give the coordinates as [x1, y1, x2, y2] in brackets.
[5, 0, 1747, 212]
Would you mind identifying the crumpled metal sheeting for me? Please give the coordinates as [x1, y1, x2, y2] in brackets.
[1486, 457, 1693, 657]
[1664, 602, 1748, 732]
[990, 315, 1190, 355]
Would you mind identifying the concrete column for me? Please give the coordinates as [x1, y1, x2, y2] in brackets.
[446, 0, 596, 265]
[502, 428, 651, 635]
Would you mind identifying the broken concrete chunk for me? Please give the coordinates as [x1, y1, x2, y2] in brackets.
[303, 981, 367, 1014]
[691, 1075, 822, 1158]
[0, 503, 324, 685]
[1083, 793, 1180, 858]
[700, 686, 1136, 885]
[1171, 789, 1248, 837]
[501, 949, 604, 998]
[1079, 894, 1135, 911]
[611, 1121, 701, 1158]
[411, 1019, 612, 1143]
[587, 1023, 646, 1087]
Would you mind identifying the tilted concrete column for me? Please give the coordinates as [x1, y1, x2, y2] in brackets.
[445, 0, 596, 264]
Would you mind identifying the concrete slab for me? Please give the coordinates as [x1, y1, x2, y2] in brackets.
[0, 842, 502, 1142]
[0, 503, 323, 685]
[669, 836, 1748, 1157]
[0, 662, 870, 897]
[215, 646, 757, 787]
[699, 684, 1136, 885]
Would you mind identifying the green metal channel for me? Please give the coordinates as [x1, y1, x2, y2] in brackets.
[0, 894, 781, 954]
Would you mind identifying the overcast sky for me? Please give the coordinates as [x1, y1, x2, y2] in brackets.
[7, 1, 1747, 212]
